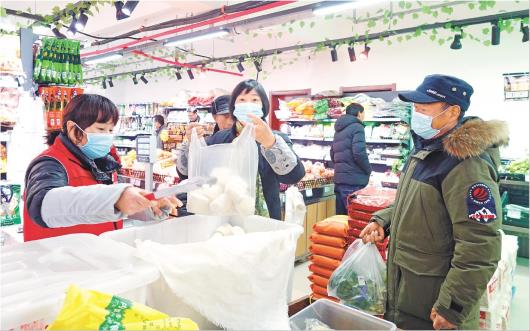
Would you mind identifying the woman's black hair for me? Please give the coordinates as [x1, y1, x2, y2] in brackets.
[154, 114, 165, 126]
[229, 79, 270, 119]
[46, 94, 119, 146]
[345, 103, 364, 117]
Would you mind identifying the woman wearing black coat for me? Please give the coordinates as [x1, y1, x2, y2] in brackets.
[330, 103, 372, 215]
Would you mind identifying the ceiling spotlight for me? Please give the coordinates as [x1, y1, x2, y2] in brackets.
[132, 74, 138, 85]
[254, 60, 262, 72]
[140, 73, 148, 84]
[52, 26, 66, 39]
[450, 33, 462, 50]
[359, 43, 371, 60]
[491, 21, 500, 46]
[108, 76, 114, 88]
[102, 78, 107, 89]
[121, 1, 139, 16]
[347, 43, 356, 62]
[175, 68, 182, 80]
[330, 45, 338, 62]
[75, 10, 88, 32]
[187, 68, 195, 80]
[237, 57, 245, 72]
[67, 13, 77, 37]
[521, 23, 529, 43]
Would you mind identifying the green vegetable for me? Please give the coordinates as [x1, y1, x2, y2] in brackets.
[314, 99, 329, 114]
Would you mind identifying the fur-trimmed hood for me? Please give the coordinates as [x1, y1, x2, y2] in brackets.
[443, 118, 510, 159]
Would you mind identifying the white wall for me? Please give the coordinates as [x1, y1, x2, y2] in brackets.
[89, 3, 530, 159]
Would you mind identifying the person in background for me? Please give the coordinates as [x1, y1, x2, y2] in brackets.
[360, 74, 506, 330]
[175, 79, 305, 220]
[0, 143, 6, 180]
[23, 94, 180, 242]
[188, 108, 200, 123]
[211, 95, 235, 133]
[330, 103, 371, 215]
[153, 114, 166, 149]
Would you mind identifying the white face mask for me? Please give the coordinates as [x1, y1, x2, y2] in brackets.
[233, 103, 263, 123]
[411, 106, 450, 139]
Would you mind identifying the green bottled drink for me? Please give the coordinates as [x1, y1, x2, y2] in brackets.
[75, 42, 83, 84]
[68, 40, 75, 85]
[33, 42, 42, 81]
[41, 38, 51, 82]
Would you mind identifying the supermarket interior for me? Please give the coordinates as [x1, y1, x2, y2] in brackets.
[0, 0, 529, 330]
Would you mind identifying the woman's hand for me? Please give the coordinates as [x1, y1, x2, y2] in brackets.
[185, 123, 205, 141]
[115, 187, 152, 215]
[247, 114, 276, 148]
[150, 196, 183, 218]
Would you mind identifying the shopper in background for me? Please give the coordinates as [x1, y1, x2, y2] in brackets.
[175, 79, 305, 219]
[23, 94, 180, 242]
[153, 114, 166, 149]
[360, 75, 507, 330]
[330, 103, 371, 215]
[188, 108, 200, 123]
[211, 95, 235, 133]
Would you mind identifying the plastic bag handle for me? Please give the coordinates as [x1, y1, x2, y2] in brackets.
[235, 123, 256, 146]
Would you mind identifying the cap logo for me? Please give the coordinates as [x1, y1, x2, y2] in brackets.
[426, 89, 446, 99]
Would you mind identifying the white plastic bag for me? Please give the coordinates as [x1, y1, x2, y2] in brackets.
[327, 239, 386, 315]
[187, 124, 259, 216]
[284, 186, 306, 226]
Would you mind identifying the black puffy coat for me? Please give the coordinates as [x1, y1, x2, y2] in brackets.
[330, 114, 371, 186]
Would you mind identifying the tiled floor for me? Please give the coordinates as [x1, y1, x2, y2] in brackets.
[292, 258, 529, 330]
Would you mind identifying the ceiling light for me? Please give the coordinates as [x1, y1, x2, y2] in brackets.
[330, 45, 338, 62]
[175, 68, 182, 80]
[348, 43, 356, 62]
[67, 13, 77, 38]
[102, 78, 107, 89]
[187, 69, 195, 80]
[237, 57, 245, 72]
[254, 60, 262, 72]
[491, 21, 500, 46]
[84, 53, 123, 65]
[108, 77, 114, 88]
[132, 74, 138, 85]
[121, 1, 139, 16]
[75, 10, 88, 32]
[52, 26, 66, 39]
[521, 23, 529, 42]
[359, 43, 371, 60]
[450, 33, 462, 50]
[140, 73, 148, 84]
[313, 0, 385, 16]
[164, 29, 229, 47]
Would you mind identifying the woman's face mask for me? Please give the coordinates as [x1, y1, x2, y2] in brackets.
[233, 89, 263, 123]
[72, 122, 114, 160]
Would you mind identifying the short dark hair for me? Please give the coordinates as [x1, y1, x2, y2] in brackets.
[346, 103, 364, 116]
[229, 79, 270, 119]
[46, 94, 119, 146]
[154, 114, 165, 126]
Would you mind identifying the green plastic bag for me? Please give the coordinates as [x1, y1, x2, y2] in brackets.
[1, 184, 21, 226]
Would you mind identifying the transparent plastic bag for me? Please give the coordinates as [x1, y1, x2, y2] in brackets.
[327, 239, 386, 315]
[187, 124, 259, 216]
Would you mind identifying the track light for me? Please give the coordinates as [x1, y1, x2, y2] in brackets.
[108, 77, 114, 88]
[491, 21, 500, 46]
[84, 53, 123, 65]
[330, 45, 338, 62]
[348, 43, 356, 62]
[521, 23, 529, 43]
[102, 78, 107, 89]
[254, 60, 262, 72]
[359, 43, 371, 60]
[52, 26, 66, 39]
[75, 10, 88, 32]
[237, 57, 245, 72]
[132, 74, 138, 85]
[313, 0, 386, 16]
[121, 1, 139, 16]
[450, 33, 462, 50]
[175, 68, 182, 80]
[140, 73, 148, 84]
[115, 1, 126, 20]
[187, 68, 195, 80]
[164, 29, 229, 47]
[67, 13, 77, 37]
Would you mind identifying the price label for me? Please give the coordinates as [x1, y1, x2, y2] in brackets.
[134, 179, 142, 187]
[305, 189, 313, 198]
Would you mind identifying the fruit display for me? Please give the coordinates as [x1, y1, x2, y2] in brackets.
[188, 96, 214, 107]
[506, 159, 529, 174]
[33, 38, 82, 85]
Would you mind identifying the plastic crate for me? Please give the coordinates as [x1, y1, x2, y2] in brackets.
[503, 204, 529, 228]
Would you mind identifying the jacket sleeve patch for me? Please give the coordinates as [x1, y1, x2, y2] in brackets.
[467, 183, 497, 224]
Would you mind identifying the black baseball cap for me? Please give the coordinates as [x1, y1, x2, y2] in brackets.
[399, 74, 474, 111]
[211, 95, 231, 115]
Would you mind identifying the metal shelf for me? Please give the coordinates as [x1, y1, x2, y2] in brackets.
[289, 136, 333, 142]
[365, 117, 404, 123]
[366, 138, 407, 144]
[369, 160, 395, 166]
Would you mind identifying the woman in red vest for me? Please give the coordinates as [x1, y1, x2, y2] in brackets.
[24, 94, 179, 242]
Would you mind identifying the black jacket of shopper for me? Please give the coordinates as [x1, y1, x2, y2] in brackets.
[330, 113, 372, 186]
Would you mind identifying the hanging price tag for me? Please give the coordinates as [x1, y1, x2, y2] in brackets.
[305, 189, 313, 198]
[134, 179, 142, 187]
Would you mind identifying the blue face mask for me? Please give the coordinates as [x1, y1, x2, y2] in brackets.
[75, 123, 114, 160]
[233, 102, 263, 123]
[411, 106, 450, 140]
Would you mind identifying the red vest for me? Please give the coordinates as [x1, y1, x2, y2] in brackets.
[23, 138, 123, 242]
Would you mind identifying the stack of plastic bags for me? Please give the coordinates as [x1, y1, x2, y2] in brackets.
[346, 187, 397, 261]
[307, 215, 349, 302]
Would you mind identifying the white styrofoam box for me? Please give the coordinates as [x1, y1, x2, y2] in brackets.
[0, 233, 159, 331]
[101, 215, 303, 329]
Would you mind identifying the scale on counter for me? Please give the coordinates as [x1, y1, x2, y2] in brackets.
[135, 134, 157, 191]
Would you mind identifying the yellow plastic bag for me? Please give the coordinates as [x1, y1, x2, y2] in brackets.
[47, 284, 198, 330]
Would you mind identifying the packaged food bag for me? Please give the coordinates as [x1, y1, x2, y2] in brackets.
[47, 284, 198, 330]
[187, 124, 258, 216]
[1, 184, 21, 226]
[327, 239, 387, 315]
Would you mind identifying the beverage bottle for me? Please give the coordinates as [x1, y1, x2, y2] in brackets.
[33, 42, 42, 81]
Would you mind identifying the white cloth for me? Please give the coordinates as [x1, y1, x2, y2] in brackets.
[135, 229, 296, 330]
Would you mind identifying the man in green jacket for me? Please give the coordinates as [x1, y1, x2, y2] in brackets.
[361, 74, 508, 330]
